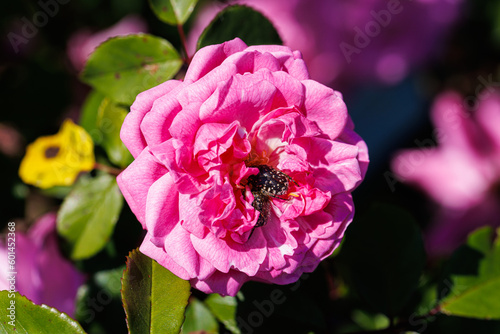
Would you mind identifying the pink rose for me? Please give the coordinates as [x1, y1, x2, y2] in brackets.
[0, 213, 85, 316]
[392, 91, 500, 255]
[117, 38, 368, 295]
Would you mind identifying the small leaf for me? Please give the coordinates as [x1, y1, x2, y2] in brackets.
[336, 203, 426, 317]
[57, 173, 123, 260]
[205, 294, 240, 334]
[18, 119, 95, 189]
[121, 249, 191, 334]
[79, 90, 105, 139]
[413, 278, 439, 316]
[96, 99, 134, 167]
[0, 291, 86, 334]
[197, 5, 282, 50]
[439, 227, 500, 319]
[351, 310, 390, 331]
[183, 298, 219, 334]
[148, 0, 198, 25]
[81, 34, 182, 106]
[94, 265, 127, 299]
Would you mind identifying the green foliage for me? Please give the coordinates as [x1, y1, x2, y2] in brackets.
[197, 5, 282, 50]
[94, 265, 126, 300]
[121, 249, 191, 334]
[96, 99, 134, 167]
[183, 298, 219, 333]
[57, 173, 123, 260]
[81, 34, 182, 106]
[336, 203, 426, 317]
[148, 0, 198, 25]
[438, 227, 500, 319]
[0, 291, 86, 334]
[80, 90, 106, 138]
[351, 310, 390, 331]
[424, 314, 500, 333]
[80, 91, 133, 167]
[74, 265, 128, 333]
[205, 294, 240, 334]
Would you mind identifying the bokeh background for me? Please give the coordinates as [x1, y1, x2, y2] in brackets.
[1, 0, 500, 333]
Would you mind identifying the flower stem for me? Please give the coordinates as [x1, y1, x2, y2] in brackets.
[177, 24, 192, 65]
[94, 162, 123, 177]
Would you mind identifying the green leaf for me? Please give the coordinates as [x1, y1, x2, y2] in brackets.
[351, 310, 390, 331]
[413, 277, 439, 316]
[81, 34, 182, 106]
[0, 291, 86, 334]
[183, 298, 219, 334]
[79, 90, 105, 139]
[94, 265, 127, 299]
[40, 185, 72, 199]
[205, 294, 240, 334]
[74, 265, 128, 332]
[148, 0, 198, 25]
[197, 5, 282, 50]
[96, 98, 134, 168]
[439, 227, 500, 319]
[336, 203, 426, 317]
[424, 314, 500, 333]
[80, 92, 133, 167]
[57, 173, 123, 260]
[121, 249, 191, 334]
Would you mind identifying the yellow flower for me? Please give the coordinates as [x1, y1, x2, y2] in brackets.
[19, 119, 95, 189]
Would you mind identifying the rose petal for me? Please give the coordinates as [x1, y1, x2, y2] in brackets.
[123, 80, 183, 157]
[140, 233, 192, 280]
[302, 80, 347, 140]
[140, 83, 185, 147]
[184, 38, 248, 83]
[259, 215, 302, 271]
[150, 139, 208, 194]
[324, 192, 354, 241]
[190, 270, 250, 296]
[199, 74, 277, 130]
[392, 148, 491, 209]
[160, 222, 216, 280]
[431, 91, 476, 151]
[144, 172, 179, 238]
[194, 121, 251, 168]
[339, 125, 369, 181]
[117, 148, 167, 227]
[190, 230, 267, 276]
[252, 69, 305, 109]
[255, 108, 321, 154]
[294, 137, 362, 194]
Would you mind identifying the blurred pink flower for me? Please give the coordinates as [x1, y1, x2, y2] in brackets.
[0, 213, 85, 316]
[67, 15, 147, 71]
[392, 91, 500, 255]
[188, 0, 463, 86]
[117, 38, 368, 295]
[0, 123, 23, 157]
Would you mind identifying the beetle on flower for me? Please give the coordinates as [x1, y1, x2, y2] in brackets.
[245, 164, 299, 238]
